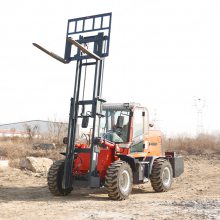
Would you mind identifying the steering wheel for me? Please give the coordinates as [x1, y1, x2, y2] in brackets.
[103, 130, 123, 143]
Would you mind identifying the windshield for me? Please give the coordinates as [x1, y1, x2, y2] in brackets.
[100, 109, 130, 143]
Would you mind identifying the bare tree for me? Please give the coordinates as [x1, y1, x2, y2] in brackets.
[23, 124, 40, 140]
[47, 119, 68, 145]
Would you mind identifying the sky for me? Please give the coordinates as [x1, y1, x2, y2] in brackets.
[0, 0, 220, 136]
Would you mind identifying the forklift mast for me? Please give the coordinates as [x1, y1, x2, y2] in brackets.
[33, 13, 112, 189]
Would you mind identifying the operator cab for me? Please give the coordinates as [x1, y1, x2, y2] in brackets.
[100, 103, 149, 152]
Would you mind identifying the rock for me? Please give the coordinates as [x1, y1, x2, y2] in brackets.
[0, 160, 9, 171]
[32, 143, 56, 150]
[20, 157, 53, 173]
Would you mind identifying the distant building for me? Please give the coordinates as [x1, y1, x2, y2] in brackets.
[0, 128, 29, 137]
[0, 120, 81, 139]
[0, 120, 67, 138]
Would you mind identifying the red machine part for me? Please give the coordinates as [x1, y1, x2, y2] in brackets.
[72, 140, 116, 180]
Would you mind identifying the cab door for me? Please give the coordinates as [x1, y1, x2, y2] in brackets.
[130, 107, 148, 153]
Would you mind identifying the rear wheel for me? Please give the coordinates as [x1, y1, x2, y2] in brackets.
[150, 158, 173, 192]
[105, 161, 133, 200]
[47, 160, 73, 196]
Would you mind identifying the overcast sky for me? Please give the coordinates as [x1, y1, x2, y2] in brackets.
[0, 0, 220, 136]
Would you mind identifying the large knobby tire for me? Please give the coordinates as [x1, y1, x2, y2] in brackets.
[47, 160, 73, 196]
[105, 161, 133, 200]
[150, 158, 173, 192]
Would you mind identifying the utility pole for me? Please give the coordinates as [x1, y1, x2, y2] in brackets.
[193, 97, 206, 135]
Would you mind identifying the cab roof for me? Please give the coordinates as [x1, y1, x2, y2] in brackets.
[102, 103, 141, 111]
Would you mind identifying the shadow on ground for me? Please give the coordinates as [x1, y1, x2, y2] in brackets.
[0, 185, 155, 202]
[0, 185, 110, 202]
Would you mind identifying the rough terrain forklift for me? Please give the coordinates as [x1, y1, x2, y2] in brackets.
[33, 13, 184, 200]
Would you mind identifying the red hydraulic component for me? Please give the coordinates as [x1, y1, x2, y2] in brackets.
[102, 139, 115, 149]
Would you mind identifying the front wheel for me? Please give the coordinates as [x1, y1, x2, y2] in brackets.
[47, 160, 73, 196]
[150, 158, 173, 192]
[105, 161, 133, 200]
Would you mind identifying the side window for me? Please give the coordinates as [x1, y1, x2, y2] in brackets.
[133, 108, 144, 138]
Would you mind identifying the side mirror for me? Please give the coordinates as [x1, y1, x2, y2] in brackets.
[116, 115, 124, 128]
[82, 116, 89, 128]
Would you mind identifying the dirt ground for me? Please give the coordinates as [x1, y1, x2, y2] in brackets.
[0, 155, 220, 220]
